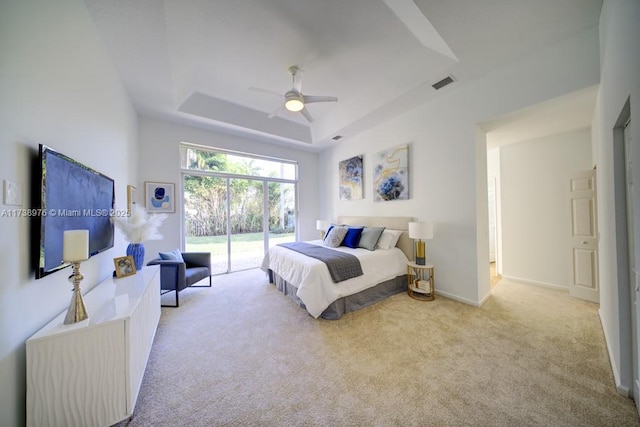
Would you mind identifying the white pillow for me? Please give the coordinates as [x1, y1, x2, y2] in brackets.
[323, 226, 348, 248]
[376, 229, 403, 250]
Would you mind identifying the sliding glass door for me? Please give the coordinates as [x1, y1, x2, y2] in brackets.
[183, 175, 228, 275]
[181, 144, 297, 274]
[229, 177, 264, 271]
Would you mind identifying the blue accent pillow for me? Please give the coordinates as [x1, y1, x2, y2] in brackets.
[159, 249, 184, 262]
[342, 227, 364, 248]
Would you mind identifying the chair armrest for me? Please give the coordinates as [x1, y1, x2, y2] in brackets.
[147, 259, 187, 291]
[181, 252, 211, 270]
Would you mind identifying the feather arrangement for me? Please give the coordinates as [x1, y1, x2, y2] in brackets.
[112, 205, 167, 243]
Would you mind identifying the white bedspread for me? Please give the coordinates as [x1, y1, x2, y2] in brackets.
[261, 240, 408, 318]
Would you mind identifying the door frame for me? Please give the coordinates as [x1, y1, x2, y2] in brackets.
[612, 99, 635, 398]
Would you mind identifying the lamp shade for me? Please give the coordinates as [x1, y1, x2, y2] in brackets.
[63, 229, 89, 262]
[408, 222, 433, 240]
[316, 220, 329, 231]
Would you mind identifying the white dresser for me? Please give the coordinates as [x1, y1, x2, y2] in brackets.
[26, 265, 161, 427]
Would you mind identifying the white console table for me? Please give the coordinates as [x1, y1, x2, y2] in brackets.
[26, 265, 161, 427]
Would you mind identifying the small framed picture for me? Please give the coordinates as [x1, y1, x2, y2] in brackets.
[145, 181, 175, 213]
[127, 185, 137, 213]
[114, 255, 136, 278]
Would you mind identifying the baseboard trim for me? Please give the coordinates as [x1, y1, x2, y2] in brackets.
[500, 275, 567, 291]
[435, 289, 483, 307]
[478, 291, 492, 307]
[599, 307, 630, 397]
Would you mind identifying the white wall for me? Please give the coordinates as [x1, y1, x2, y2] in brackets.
[499, 129, 592, 288]
[0, 1, 137, 425]
[137, 117, 319, 262]
[592, 0, 640, 396]
[318, 27, 600, 306]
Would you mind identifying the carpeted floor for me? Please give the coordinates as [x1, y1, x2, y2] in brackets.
[490, 262, 501, 289]
[117, 270, 640, 426]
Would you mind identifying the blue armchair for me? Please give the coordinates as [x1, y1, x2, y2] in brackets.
[147, 252, 212, 307]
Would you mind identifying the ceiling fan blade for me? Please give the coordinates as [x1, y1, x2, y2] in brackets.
[303, 95, 338, 104]
[300, 107, 314, 123]
[249, 86, 282, 97]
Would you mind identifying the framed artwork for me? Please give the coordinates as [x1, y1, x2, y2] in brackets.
[145, 181, 175, 213]
[113, 255, 136, 278]
[127, 185, 137, 212]
[339, 155, 363, 200]
[373, 144, 409, 202]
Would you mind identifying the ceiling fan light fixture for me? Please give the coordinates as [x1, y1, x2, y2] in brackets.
[284, 92, 304, 112]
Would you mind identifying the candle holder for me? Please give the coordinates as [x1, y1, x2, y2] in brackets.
[62, 229, 90, 325]
[64, 261, 88, 324]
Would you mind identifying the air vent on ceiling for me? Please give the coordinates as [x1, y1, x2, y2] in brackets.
[432, 75, 456, 90]
[332, 135, 343, 141]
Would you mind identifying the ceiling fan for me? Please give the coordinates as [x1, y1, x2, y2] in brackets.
[250, 66, 338, 122]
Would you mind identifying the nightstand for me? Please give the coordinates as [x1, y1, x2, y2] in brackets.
[407, 261, 435, 301]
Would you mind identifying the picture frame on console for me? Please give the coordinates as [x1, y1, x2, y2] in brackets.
[114, 255, 136, 278]
[145, 181, 175, 213]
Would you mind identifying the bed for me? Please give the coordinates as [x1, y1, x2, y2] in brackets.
[261, 216, 413, 319]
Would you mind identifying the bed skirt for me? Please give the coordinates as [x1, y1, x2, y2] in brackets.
[268, 270, 407, 320]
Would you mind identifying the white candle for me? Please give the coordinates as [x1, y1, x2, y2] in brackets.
[63, 230, 89, 262]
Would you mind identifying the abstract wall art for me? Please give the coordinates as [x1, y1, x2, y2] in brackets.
[339, 155, 364, 200]
[373, 144, 409, 202]
[145, 181, 175, 213]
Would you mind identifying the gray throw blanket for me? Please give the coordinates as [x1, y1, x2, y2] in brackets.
[278, 242, 363, 283]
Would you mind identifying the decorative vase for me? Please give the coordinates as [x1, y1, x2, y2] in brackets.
[126, 243, 145, 271]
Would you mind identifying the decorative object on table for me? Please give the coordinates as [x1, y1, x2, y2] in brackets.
[112, 205, 167, 271]
[408, 221, 434, 265]
[144, 181, 175, 213]
[113, 255, 136, 278]
[126, 243, 145, 271]
[373, 144, 409, 202]
[316, 219, 329, 239]
[62, 229, 90, 324]
[416, 279, 430, 292]
[126, 185, 137, 213]
[339, 155, 363, 200]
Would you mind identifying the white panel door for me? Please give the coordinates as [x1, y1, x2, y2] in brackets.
[569, 170, 599, 303]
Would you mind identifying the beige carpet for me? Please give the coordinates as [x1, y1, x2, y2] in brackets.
[117, 270, 640, 426]
[490, 262, 501, 289]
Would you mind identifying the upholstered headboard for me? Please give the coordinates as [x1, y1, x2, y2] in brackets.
[337, 216, 414, 260]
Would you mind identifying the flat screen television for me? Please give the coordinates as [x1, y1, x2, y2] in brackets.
[36, 144, 115, 279]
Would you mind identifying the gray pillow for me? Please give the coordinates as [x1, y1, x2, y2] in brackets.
[358, 227, 385, 251]
[159, 249, 184, 262]
[323, 226, 348, 248]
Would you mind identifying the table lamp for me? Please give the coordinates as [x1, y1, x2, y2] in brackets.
[63, 229, 90, 324]
[316, 219, 329, 239]
[408, 221, 433, 265]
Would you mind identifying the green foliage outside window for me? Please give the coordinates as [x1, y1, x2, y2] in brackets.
[183, 148, 296, 237]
